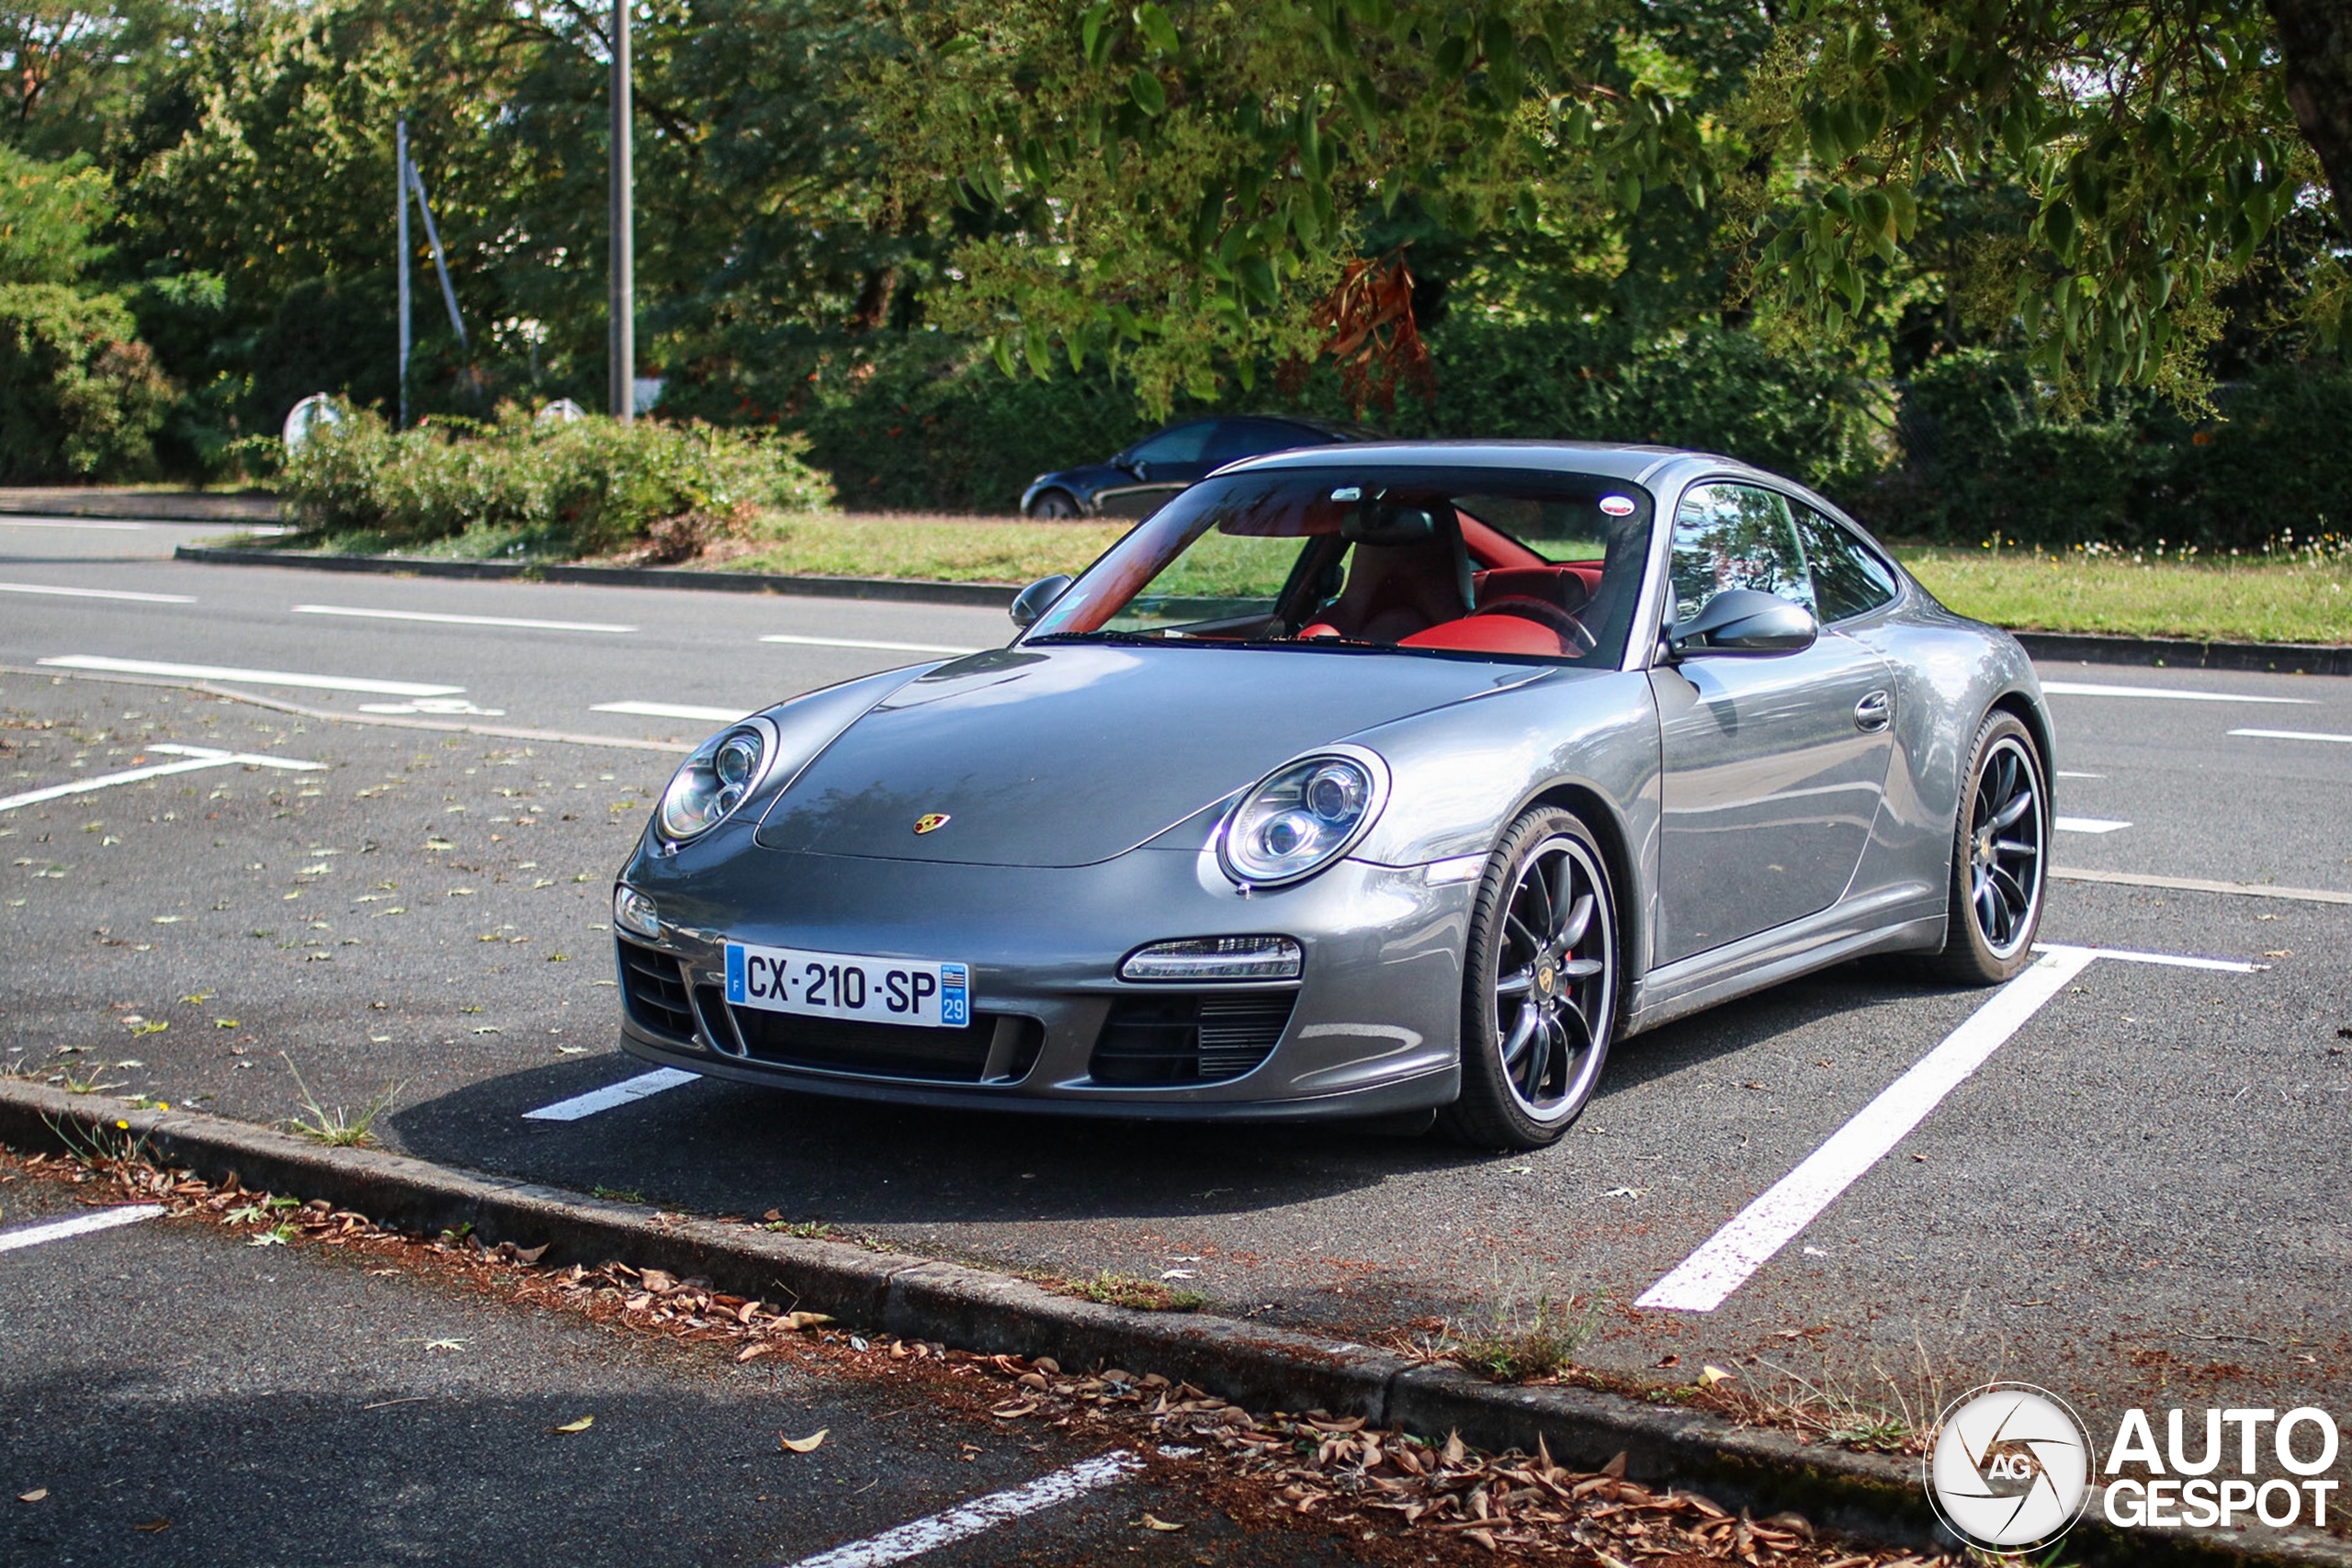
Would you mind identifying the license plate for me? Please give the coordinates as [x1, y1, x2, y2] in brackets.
[724, 941, 969, 1029]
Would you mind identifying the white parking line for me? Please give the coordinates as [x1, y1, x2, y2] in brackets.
[0, 1205, 164, 1254]
[2039, 680, 2312, 705]
[0, 581, 194, 604]
[780, 1451, 1141, 1568]
[2052, 866, 2352, 907]
[0, 517, 150, 531]
[293, 604, 637, 634]
[2055, 816, 2131, 834]
[591, 701, 752, 723]
[2035, 942, 2265, 974]
[1635, 945, 2103, 1314]
[38, 655, 464, 697]
[760, 634, 980, 655]
[2229, 728, 2352, 745]
[522, 1067, 699, 1122]
[2055, 771, 2103, 779]
[0, 743, 322, 813]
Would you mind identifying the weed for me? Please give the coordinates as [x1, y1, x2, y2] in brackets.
[760, 1218, 836, 1239]
[53, 1057, 125, 1095]
[1736, 1332, 1958, 1456]
[1054, 1270, 1207, 1313]
[280, 1054, 401, 1147]
[1444, 1288, 1606, 1383]
[593, 1184, 648, 1204]
[226, 1195, 299, 1225]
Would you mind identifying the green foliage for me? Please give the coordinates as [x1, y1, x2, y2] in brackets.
[0, 146, 115, 285]
[0, 283, 175, 480]
[1851, 350, 2352, 551]
[279, 402, 833, 558]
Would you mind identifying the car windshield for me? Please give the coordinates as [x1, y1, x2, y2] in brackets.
[1023, 465, 1654, 666]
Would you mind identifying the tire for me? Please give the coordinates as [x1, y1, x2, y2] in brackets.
[1933, 710, 2050, 984]
[1026, 490, 1081, 520]
[1439, 806, 1619, 1150]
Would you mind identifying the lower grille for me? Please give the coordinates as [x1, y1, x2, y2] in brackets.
[1090, 991, 1295, 1086]
[726, 1006, 1038, 1084]
[617, 940, 696, 1043]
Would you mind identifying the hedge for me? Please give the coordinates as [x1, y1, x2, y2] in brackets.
[0, 284, 175, 482]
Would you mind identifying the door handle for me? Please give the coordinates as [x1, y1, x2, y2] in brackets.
[1854, 690, 1892, 731]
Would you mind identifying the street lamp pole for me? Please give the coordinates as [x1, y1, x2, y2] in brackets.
[608, 0, 634, 423]
[397, 115, 413, 428]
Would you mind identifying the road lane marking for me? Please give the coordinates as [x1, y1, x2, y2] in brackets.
[0, 581, 194, 604]
[2055, 771, 2103, 779]
[0, 743, 322, 813]
[292, 604, 637, 634]
[2229, 728, 2352, 745]
[0, 517, 150, 531]
[780, 1451, 1141, 1568]
[591, 701, 753, 723]
[2052, 866, 2352, 907]
[0, 1205, 164, 1253]
[39, 655, 464, 697]
[1636, 946, 2103, 1314]
[522, 1067, 699, 1122]
[760, 634, 980, 655]
[2039, 680, 2312, 705]
[2055, 816, 2131, 834]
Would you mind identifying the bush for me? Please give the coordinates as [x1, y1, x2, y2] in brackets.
[279, 402, 833, 558]
[0, 284, 175, 481]
[1849, 350, 2352, 551]
[667, 319, 1886, 514]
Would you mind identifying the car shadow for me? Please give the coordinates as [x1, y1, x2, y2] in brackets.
[386, 958, 1985, 1229]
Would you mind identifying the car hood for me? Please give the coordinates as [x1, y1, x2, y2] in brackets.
[752, 643, 1538, 866]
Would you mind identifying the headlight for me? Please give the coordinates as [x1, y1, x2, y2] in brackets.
[657, 716, 782, 841]
[1217, 750, 1386, 888]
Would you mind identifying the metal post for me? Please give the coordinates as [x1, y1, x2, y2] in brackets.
[609, 0, 634, 423]
[397, 115, 413, 428]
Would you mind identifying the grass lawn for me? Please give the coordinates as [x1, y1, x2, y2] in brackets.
[1894, 545, 2352, 646]
[243, 510, 2352, 647]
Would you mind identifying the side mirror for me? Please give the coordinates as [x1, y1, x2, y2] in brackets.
[1127, 458, 1152, 481]
[1666, 589, 1818, 658]
[1010, 574, 1074, 631]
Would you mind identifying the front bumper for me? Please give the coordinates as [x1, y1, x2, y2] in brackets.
[611, 840, 1475, 1121]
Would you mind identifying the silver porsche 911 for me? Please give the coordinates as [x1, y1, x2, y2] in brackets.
[610, 442, 2052, 1149]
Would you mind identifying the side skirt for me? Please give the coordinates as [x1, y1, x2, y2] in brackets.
[1623, 895, 1944, 1036]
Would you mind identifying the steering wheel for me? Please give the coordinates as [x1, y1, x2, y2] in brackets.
[1476, 596, 1598, 654]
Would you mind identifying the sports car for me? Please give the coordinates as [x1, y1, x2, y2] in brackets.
[611, 441, 2052, 1149]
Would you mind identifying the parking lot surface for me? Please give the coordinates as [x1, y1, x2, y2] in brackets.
[4, 528, 2348, 1501]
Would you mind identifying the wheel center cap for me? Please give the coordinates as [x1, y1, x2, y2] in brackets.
[1534, 963, 1558, 997]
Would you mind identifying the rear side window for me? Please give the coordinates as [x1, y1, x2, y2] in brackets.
[1127, 422, 1214, 467]
[1795, 506, 1900, 622]
[1204, 419, 1316, 466]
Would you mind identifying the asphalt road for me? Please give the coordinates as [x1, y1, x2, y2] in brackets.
[4, 516, 2349, 1505]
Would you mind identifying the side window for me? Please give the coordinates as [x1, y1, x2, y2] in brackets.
[1204, 419, 1291, 466]
[1795, 506, 1900, 622]
[1668, 482, 1814, 625]
[1126, 422, 1214, 469]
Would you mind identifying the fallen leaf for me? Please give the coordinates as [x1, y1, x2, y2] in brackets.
[778, 1428, 827, 1453]
[551, 1416, 594, 1434]
[737, 1342, 775, 1363]
[17, 1489, 46, 1503]
[1140, 1513, 1184, 1532]
[1698, 1364, 1736, 1387]
[134, 1517, 169, 1532]
[780, 1311, 832, 1331]
[212, 1018, 239, 1029]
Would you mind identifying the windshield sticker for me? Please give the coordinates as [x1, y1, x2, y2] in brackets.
[1599, 494, 1637, 517]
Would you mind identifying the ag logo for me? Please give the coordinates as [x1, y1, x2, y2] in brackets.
[1927, 1383, 2093, 1551]
[911, 813, 952, 835]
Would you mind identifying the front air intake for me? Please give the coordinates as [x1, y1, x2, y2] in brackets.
[1089, 991, 1295, 1085]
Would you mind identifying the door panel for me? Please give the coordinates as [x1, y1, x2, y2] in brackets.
[1650, 481, 1895, 962]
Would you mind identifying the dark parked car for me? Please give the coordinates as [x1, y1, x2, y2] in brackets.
[1020, 414, 1366, 519]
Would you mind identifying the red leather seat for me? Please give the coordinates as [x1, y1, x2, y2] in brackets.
[1397, 614, 1572, 658]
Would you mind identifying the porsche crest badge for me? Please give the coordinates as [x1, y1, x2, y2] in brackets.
[912, 813, 952, 835]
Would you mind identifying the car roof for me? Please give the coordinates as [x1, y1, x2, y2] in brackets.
[1218, 438, 1721, 485]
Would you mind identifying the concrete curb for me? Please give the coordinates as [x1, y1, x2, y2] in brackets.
[5, 1084, 2344, 1565]
[170, 546, 1022, 608]
[1, 491, 279, 525]
[2012, 630, 2352, 677]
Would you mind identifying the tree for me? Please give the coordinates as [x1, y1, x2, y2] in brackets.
[862, 0, 2342, 410]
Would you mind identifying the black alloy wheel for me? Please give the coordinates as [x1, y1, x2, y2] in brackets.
[1936, 710, 2048, 983]
[1026, 489, 1082, 520]
[1442, 806, 1618, 1150]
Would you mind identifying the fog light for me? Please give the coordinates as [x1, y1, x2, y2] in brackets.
[1119, 936, 1302, 982]
[613, 886, 662, 940]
